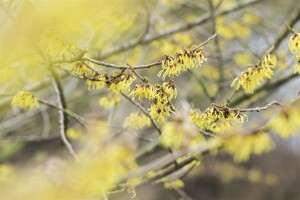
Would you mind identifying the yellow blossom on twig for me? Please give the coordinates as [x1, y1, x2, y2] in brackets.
[158, 48, 206, 80]
[231, 53, 277, 94]
[189, 104, 247, 134]
[11, 91, 39, 109]
[99, 92, 121, 109]
[107, 73, 136, 93]
[71, 62, 96, 77]
[288, 32, 300, 74]
[85, 75, 106, 90]
[129, 81, 155, 100]
[123, 112, 151, 130]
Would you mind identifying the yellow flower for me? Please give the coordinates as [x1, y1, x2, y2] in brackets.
[149, 100, 173, 123]
[123, 112, 151, 130]
[288, 33, 300, 55]
[11, 91, 39, 109]
[231, 54, 277, 94]
[269, 102, 300, 138]
[158, 48, 206, 80]
[129, 82, 155, 100]
[189, 104, 247, 133]
[85, 75, 106, 90]
[107, 73, 136, 93]
[162, 80, 177, 100]
[99, 92, 121, 109]
[223, 131, 275, 162]
[71, 62, 96, 77]
[288, 33, 300, 74]
[160, 121, 185, 151]
[40, 29, 85, 62]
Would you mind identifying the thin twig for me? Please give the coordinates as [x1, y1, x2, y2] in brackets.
[237, 100, 283, 112]
[38, 99, 87, 128]
[127, 64, 146, 82]
[120, 92, 161, 135]
[193, 33, 217, 50]
[100, 0, 265, 58]
[84, 57, 162, 70]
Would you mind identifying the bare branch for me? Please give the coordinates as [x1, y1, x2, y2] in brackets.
[38, 99, 87, 128]
[238, 100, 283, 113]
[49, 67, 80, 162]
[100, 0, 265, 58]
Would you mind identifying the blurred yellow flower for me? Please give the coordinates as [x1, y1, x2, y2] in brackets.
[223, 131, 275, 162]
[11, 91, 39, 109]
[99, 92, 121, 109]
[158, 48, 206, 80]
[123, 112, 151, 130]
[270, 102, 300, 138]
[85, 76, 106, 90]
[233, 53, 252, 66]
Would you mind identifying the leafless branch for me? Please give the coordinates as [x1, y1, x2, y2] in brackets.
[38, 99, 87, 128]
[49, 67, 80, 162]
[237, 100, 283, 112]
[100, 0, 265, 58]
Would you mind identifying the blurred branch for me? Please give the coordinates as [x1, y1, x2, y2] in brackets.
[272, 6, 300, 50]
[173, 187, 193, 200]
[189, 71, 214, 101]
[38, 99, 87, 128]
[207, 0, 225, 100]
[100, 0, 265, 59]
[84, 57, 161, 70]
[49, 67, 80, 162]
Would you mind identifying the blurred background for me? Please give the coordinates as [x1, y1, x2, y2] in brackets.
[1, 0, 300, 199]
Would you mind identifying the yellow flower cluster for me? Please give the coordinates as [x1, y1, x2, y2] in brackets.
[288, 32, 300, 74]
[158, 48, 206, 80]
[99, 92, 121, 109]
[85, 75, 106, 90]
[11, 91, 39, 109]
[160, 121, 185, 151]
[129, 81, 155, 100]
[123, 112, 151, 130]
[71, 62, 96, 77]
[231, 54, 277, 93]
[269, 101, 300, 138]
[148, 80, 177, 123]
[189, 104, 247, 134]
[40, 30, 85, 62]
[107, 72, 136, 93]
[222, 131, 275, 162]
